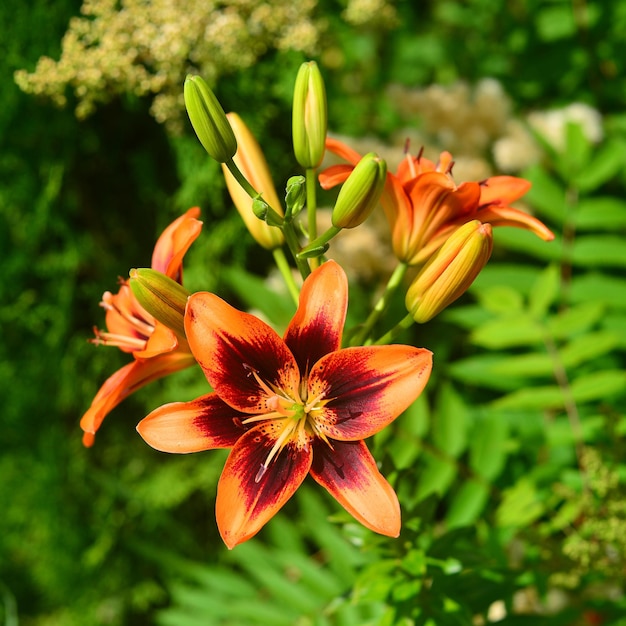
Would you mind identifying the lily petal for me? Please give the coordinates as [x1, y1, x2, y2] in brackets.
[137, 393, 244, 453]
[477, 205, 555, 241]
[216, 423, 312, 548]
[309, 345, 432, 440]
[185, 293, 300, 412]
[151, 207, 203, 282]
[310, 439, 400, 537]
[135, 322, 178, 358]
[284, 260, 347, 377]
[325, 137, 362, 165]
[80, 351, 197, 446]
[479, 176, 530, 206]
[318, 164, 353, 190]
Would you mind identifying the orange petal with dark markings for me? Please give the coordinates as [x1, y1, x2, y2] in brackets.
[309, 345, 432, 441]
[284, 260, 347, 377]
[216, 423, 313, 548]
[137, 393, 244, 453]
[185, 293, 300, 413]
[311, 439, 400, 537]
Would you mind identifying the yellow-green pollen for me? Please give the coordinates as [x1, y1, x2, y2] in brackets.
[241, 366, 332, 483]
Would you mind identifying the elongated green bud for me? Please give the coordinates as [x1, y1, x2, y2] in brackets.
[292, 61, 327, 169]
[184, 75, 237, 163]
[332, 152, 387, 228]
[406, 220, 493, 323]
[129, 268, 189, 337]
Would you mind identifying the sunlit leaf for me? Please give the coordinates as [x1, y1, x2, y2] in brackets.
[469, 412, 508, 481]
[546, 301, 605, 338]
[470, 312, 543, 349]
[528, 263, 560, 319]
[572, 235, 626, 267]
[575, 197, 626, 230]
[433, 383, 468, 457]
[496, 478, 544, 528]
[576, 139, 626, 193]
[446, 480, 490, 528]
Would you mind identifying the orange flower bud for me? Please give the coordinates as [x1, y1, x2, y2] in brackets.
[222, 113, 285, 249]
[406, 220, 493, 323]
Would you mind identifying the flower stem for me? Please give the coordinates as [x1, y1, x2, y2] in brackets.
[374, 313, 415, 345]
[225, 158, 311, 279]
[305, 168, 319, 268]
[351, 262, 408, 346]
[273, 248, 300, 305]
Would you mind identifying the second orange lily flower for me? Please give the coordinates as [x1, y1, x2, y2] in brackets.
[320, 137, 554, 265]
[80, 207, 202, 447]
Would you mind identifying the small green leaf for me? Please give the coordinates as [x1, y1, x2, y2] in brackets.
[433, 383, 468, 457]
[474, 284, 524, 314]
[523, 164, 566, 222]
[496, 478, 544, 528]
[546, 301, 605, 338]
[528, 263, 560, 319]
[570, 273, 626, 309]
[576, 139, 625, 193]
[415, 452, 457, 502]
[469, 412, 508, 481]
[446, 479, 490, 528]
[491, 385, 565, 410]
[575, 196, 626, 231]
[470, 312, 543, 349]
[571, 369, 626, 403]
[572, 235, 626, 267]
[561, 331, 622, 367]
[448, 355, 529, 391]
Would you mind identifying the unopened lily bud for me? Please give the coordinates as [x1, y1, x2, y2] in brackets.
[129, 268, 189, 337]
[184, 75, 237, 163]
[285, 175, 306, 219]
[292, 61, 327, 169]
[406, 220, 493, 323]
[222, 113, 284, 249]
[332, 152, 387, 228]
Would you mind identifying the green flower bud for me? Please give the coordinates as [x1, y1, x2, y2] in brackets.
[184, 75, 237, 163]
[406, 220, 493, 323]
[129, 268, 189, 337]
[285, 175, 306, 219]
[292, 61, 327, 169]
[332, 152, 387, 229]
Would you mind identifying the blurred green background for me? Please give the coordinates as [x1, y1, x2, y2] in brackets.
[2, 1, 626, 624]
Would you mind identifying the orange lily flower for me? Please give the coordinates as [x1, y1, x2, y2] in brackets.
[137, 260, 432, 548]
[320, 138, 554, 265]
[80, 207, 202, 447]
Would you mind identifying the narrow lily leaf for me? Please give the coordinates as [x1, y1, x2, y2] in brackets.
[469, 412, 508, 481]
[528, 263, 560, 319]
[223, 266, 295, 329]
[575, 197, 626, 231]
[572, 235, 626, 267]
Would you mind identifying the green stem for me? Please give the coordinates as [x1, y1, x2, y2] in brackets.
[225, 158, 310, 279]
[298, 225, 341, 260]
[282, 221, 311, 279]
[273, 248, 300, 305]
[374, 313, 415, 345]
[305, 168, 319, 268]
[351, 262, 409, 346]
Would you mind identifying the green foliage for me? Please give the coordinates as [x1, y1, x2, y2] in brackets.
[4, 1, 626, 625]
